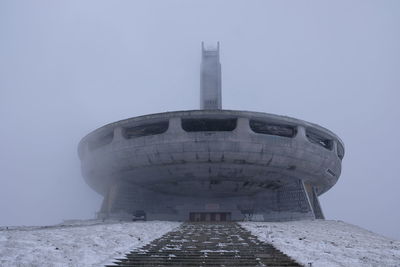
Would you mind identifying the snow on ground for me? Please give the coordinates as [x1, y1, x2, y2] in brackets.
[0, 220, 180, 267]
[2, 219, 399, 267]
[241, 220, 400, 267]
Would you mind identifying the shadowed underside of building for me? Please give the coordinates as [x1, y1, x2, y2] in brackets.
[78, 44, 344, 222]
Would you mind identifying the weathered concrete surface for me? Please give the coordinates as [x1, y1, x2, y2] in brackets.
[200, 42, 222, 109]
[78, 109, 343, 221]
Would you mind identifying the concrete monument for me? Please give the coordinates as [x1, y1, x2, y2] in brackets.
[78, 43, 344, 221]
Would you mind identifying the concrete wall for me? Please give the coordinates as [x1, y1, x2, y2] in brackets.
[96, 178, 315, 222]
[79, 110, 343, 221]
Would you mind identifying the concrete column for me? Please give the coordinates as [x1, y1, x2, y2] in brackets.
[311, 186, 325, 219]
[303, 181, 325, 219]
[302, 181, 316, 219]
[234, 117, 251, 135]
[167, 117, 184, 134]
[113, 127, 125, 142]
[98, 183, 119, 219]
[106, 182, 121, 214]
[332, 140, 338, 155]
[296, 126, 307, 141]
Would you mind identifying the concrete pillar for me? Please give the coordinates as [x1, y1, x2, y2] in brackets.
[296, 125, 307, 141]
[99, 181, 122, 216]
[302, 181, 316, 219]
[311, 186, 324, 219]
[167, 117, 184, 134]
[113, 127, 125, 142]
[234, 117, 251, 135]
[303, 181, 325, 219]
[332, 140, 338, 155]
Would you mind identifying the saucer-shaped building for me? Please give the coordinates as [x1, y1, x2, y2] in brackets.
[78, 43, 344, 221]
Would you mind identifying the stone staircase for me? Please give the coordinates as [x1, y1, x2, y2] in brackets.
[107, 222, 301, 267]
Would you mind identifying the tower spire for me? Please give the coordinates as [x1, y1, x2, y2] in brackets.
[200, 42, 222, 110]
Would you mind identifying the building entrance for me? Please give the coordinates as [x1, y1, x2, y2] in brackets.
[189, 212, 231, 222]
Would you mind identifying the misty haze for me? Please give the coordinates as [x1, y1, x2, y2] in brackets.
[0, 1, 399, 266]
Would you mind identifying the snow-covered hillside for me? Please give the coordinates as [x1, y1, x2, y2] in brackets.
[241, 220, 400, 267]
[1, 220, 399, 267]
[0, 220, 180, 267]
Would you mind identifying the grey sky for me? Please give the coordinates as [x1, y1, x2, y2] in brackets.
[0, 0, 399, 240]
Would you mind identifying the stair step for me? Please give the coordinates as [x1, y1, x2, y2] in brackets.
[107, 222, 301, 267]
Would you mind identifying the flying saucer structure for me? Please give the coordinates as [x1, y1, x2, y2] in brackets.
[78, 43, 344, 221]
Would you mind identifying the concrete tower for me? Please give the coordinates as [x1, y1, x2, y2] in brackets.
[200, 42, 222, 109]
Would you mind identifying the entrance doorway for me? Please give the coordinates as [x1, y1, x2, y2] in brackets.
[189, 212, 231, 222]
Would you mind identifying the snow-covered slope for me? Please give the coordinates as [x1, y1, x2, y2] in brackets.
[241, 220, 400, 267]
[2, 220, 399, 267]
[0, 220, 180, 267]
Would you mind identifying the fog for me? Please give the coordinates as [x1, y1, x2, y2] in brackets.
[0, 1, 399, 240]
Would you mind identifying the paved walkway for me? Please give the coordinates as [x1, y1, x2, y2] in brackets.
[107, 222, 301, 266]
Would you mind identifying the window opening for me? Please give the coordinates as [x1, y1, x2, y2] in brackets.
[125, 121, 169, 139]
[249, 120, 296, 138]
[182, 118, 237, 132]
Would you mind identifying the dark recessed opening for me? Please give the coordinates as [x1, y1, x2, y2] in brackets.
[125, 121, 169, 139]
[249, 120, 297, 138]
[337, 143, 344, 160]
[181, 118, 237, 132]
[327, 169, 336, 177]
[306, 129, 333, 150]
[88, 132, 113, 151]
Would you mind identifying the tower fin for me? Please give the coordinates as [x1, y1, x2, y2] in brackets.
[200, 42, 222, 109]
